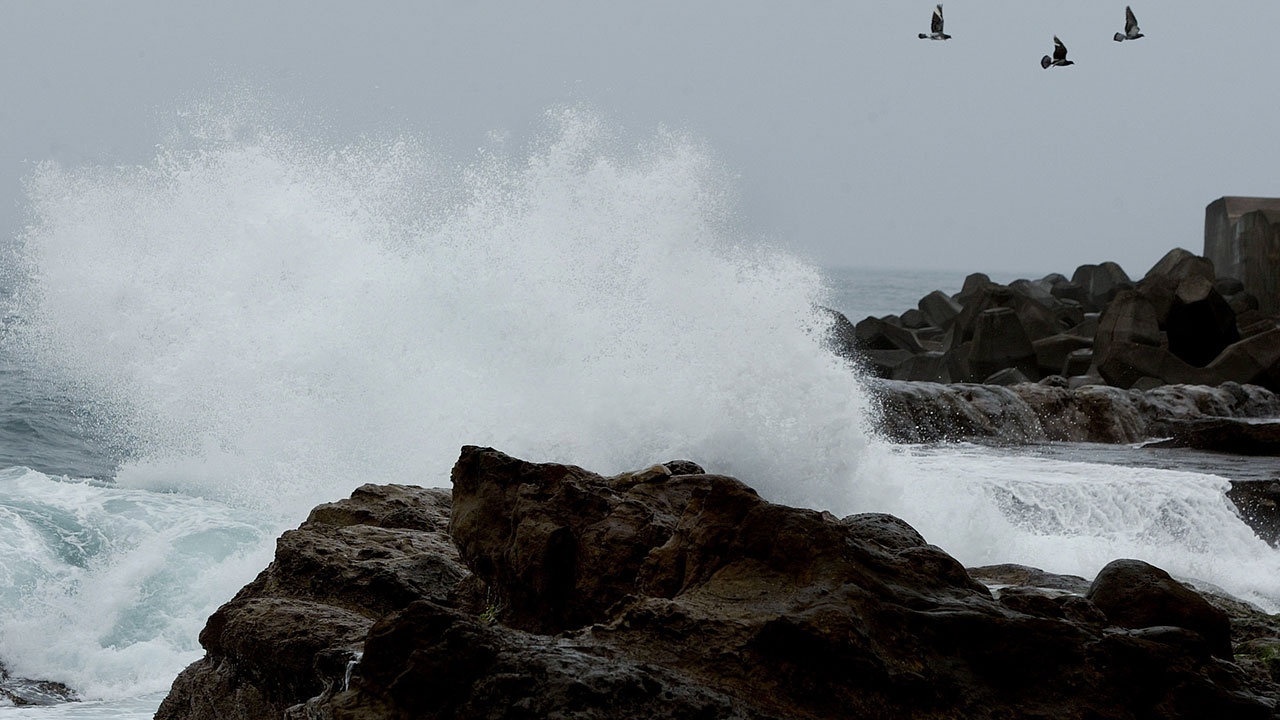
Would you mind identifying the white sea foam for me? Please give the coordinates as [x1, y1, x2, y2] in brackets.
[0, 467, 269, 701]
[854, 441, 1280, 612]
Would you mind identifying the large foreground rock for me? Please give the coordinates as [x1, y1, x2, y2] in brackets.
[157, 447, 1280, 719]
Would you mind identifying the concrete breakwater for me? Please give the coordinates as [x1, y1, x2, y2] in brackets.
[828, 245, 1280, 393]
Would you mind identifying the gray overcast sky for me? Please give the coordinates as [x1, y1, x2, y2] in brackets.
[1, 1, 1277, 276]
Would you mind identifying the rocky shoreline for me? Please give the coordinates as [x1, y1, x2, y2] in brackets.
[151, 446, 1280, 720]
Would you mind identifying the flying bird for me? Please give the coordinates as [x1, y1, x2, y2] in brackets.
[1114, 6, 1143, 41]
[918, 4, 951, 40]
[1041, 36, 1074, 68]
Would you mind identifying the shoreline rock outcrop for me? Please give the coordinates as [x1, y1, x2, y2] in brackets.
[156, 446, 1280, 719]
[867, 378, 1280, 445]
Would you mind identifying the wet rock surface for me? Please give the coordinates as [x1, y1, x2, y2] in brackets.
[866, 378, 1280, 445]
[1146, 418, 1280, 455]
[157, 447, 1280, 720]
[0, 662, 77, 707]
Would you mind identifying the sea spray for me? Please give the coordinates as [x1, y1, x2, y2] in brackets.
[12, 104, 873, 519]
[0, 467, 270, 700]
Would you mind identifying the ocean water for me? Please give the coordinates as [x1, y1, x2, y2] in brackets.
[0, 105, 1277, 718]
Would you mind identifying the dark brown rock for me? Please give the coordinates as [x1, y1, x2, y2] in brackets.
[156, 485, 468, 720]
[1087, 559, 1233, 661]
[157, 448, 1280, 720]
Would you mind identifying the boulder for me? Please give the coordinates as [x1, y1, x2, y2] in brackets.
[155, 486, 467, 720]
[1087, 559, 1233, 661]
[157, 448, 1280, 719]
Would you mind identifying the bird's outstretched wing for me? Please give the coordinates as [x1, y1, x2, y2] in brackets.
[1125, 6, 1139, 34]
[932, 5, 945, 35]
[1053, 36, 1068, 61]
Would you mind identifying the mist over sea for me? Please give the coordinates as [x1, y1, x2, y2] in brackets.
[0, 102, 1277, 718]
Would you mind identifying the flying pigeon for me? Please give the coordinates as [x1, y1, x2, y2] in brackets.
[1114, 6, 1143, 41]
[1041, 36, 1075, 68]
[918, 4, 951, 40]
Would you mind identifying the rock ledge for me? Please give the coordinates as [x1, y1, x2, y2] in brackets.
[155, 447, 1280, 720]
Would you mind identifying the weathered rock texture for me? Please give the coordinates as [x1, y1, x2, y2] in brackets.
[867, 378, 1280, 444]
[157, 447, 1280, 720]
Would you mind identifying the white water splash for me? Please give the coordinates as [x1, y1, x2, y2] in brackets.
[13, 102, 871, 518]
[854, 441, 1280, 612]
